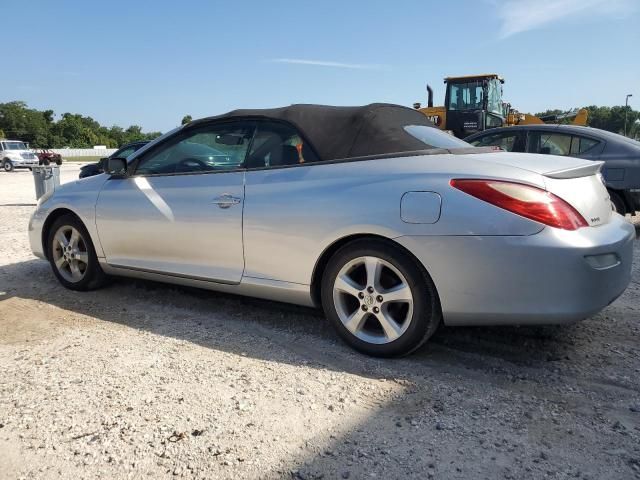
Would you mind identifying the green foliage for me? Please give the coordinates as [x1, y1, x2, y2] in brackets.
[534, 109, 565, 118]
[583, 105, 639, 136]
[536, 105, 640, 137]
[0, 101, 162, 148]
[181, 115, 193, 125]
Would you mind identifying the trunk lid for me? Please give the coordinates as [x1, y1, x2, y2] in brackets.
[544, 173, 612, 228]
[464, 151, 613, 227]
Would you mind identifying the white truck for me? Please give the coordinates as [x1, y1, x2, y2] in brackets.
[1, 139, 40, 172]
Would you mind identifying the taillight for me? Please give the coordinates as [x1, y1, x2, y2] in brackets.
[450, 179, 588, 231]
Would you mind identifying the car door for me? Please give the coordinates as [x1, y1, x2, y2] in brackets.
[95, 121, 255, 283]
[243, 120, 322, 283]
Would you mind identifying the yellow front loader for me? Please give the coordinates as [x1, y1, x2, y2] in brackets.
[413, 74, 588, 138]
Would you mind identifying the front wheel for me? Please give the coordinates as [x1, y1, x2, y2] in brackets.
[321, 239, 441, 357]
[47, 214, 107, 291]
[2, 159, 13, 172]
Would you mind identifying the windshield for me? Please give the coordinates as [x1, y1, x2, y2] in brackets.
[448, 81, 483, 111]
[3, 141, 28, 150]
[486, 79, 503, 115]
[403, 125, 470, 149]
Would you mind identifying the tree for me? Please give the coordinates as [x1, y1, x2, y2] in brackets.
[181, 115, 192, 125]
[0, 101, 162, 148]
[584, 105, 640, 135]
[43, 110, 55, 123]
[0, 101, 49, 146]
[534, 109, 564, 118]
[535, 105, 640, 136]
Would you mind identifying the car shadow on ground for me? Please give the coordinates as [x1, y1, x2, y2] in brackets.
[0, 258, 623, 378]
[2, 257, 639, 478]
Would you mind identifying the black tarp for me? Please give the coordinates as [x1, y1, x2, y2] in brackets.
[188, 103, 437, 161]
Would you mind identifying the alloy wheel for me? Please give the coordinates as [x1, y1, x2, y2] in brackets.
[51, 225, 89, 282]
[332, 256, 414, 345]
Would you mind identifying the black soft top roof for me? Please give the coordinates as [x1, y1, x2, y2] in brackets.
[188, 103, 437, 161]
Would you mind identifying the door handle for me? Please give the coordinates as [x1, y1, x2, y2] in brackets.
[212, 194, 241, 209]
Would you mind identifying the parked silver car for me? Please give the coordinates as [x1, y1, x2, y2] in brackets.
[29, 104, 635, 356]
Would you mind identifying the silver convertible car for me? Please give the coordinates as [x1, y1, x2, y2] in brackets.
[29, 104, 635, 357]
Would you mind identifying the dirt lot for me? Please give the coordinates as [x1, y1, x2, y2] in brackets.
[1, 165, 639, 480]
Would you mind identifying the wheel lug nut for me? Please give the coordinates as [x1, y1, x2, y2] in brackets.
[367, 286, 374, 294]
[361, 305, 368, 311]
[377, 295, 383, 302]
[358, 292, 364, 299]
[373, 307, 379, 314]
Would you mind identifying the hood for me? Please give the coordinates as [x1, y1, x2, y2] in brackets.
[53, 171, 108, 196]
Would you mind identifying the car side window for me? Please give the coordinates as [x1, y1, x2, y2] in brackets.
[470, 132, 523, 152]
[527, 132, 572, 156]
[135, 122, 254, 175]
[570, 136, 600, 156]
[114, 146, 137, 159]
[246, 121, 319, 169]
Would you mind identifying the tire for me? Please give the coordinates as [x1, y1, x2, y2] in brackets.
[609, 190, 626, 215]
[2, 159, 14, 172]
[55, 158, 62, 165]
[46, 214, 107, 291]
[321, 238, 441, 357]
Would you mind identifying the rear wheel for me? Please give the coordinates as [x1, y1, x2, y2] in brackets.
[2, 159, 13, 172]
[55, 157, 62, 165]
[609, 190, 626, 215]
[321, 238, 441, 357]
[47, 214, 107, 291]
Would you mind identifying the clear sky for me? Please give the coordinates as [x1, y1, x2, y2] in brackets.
[3, 0, 638, 132]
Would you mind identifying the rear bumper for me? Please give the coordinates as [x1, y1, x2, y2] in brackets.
[396, 216, 635, 326]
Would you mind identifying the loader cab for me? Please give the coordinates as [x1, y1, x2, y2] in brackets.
[444, 75, 505, 138]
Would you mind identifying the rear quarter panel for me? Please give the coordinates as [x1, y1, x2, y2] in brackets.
[243, 153, 545, 285]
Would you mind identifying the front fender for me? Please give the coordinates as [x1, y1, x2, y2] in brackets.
[31, 175, 108, 259]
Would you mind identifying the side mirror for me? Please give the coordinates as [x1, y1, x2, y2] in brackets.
[106, 157, 128, 177]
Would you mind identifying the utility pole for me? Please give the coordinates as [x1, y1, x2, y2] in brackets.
[625, 94, 633, 137]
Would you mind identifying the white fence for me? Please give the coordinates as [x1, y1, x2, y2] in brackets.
[51, 148, 117, 158]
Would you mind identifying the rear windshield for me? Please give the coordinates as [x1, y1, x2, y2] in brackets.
[403, 125, 471, 149]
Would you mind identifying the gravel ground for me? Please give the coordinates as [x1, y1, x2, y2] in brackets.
[1, 165, 639, 480]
